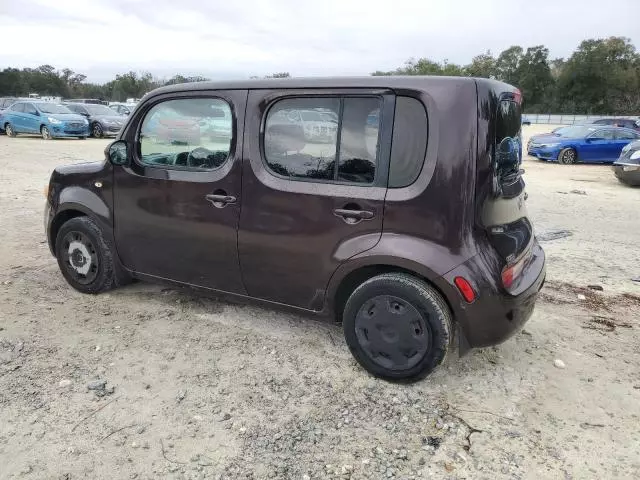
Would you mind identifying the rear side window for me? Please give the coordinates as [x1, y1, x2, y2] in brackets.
[496, 99, 522, 168]
[616, 129, 639, 140]
[138, 98, 233, 170]
[10, 103, 24, 112]
[264, 97, 381, 184]
[389, 96, 428, 188]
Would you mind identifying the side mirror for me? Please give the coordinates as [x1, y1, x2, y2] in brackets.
[107, 140, 128, 166]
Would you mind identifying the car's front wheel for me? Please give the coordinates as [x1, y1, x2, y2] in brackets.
[92, 123, 103, 138]
[55, 217, 117, 294]
[558, 148, 577, 164]
[5, 123, 16, 137]
[342, 273, 452, 382]
[41, 125, 52, 140]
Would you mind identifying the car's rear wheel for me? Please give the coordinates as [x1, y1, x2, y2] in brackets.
[55, 217, 117, 294]
[5, 123, 16, 137]
[342, 273, 452, 382]
[92, 123, 103, 138]
[558, 148, 577, 164]
[41, 125, 52, 140]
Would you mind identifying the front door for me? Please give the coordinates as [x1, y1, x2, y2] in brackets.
[238, 90, 392, 310]
[113, 90, 247, 293]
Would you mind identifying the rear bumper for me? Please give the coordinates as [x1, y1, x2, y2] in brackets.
[442, 241, 546, 351]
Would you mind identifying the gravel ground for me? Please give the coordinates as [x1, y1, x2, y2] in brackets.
[0, 126, 639, 479]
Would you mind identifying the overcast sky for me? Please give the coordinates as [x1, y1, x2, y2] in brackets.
[1, 0, 639, 83]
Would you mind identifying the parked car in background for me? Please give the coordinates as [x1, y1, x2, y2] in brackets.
[64, 98, 108, 105]
[65, 103, 126, 138]
[109, 103, 135, 116]
[522, 116, 531, 125]
[0, 97, 18, 133]
[591, 118, 640, 131]
[613, 140, 640, 186]
[44, 76, 545, 381]
[527, 125, 640, 164]
[2, 101, 89, 139]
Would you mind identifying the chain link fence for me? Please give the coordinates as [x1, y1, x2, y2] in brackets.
[523, 114, 640, 125]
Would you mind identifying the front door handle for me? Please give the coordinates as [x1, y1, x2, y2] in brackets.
[205, 193, 236, 208]
[333, 208, 374, 224]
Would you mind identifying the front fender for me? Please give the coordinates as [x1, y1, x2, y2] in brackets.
[58, 186, 112, 230]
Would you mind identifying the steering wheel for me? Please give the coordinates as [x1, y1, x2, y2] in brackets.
[186, 147, 213, 169]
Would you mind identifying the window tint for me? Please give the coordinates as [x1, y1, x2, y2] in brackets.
[496, 100, 522, 169]
[616, 129, 638, 140]
[10, 103, 24, 112]
[389, 96, 428, 188]
[264, 97, 381, 184]
[138, 98, 233, 170]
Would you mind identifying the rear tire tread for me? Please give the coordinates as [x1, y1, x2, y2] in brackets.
[343, 273, 452, 382]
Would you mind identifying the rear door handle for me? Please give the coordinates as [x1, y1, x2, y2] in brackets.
[333, 208, 374, 224]
[205, 194, 236, 207]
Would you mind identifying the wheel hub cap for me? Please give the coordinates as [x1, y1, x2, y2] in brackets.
[354, 295, 430, 371]
[68, 241, 91, 275]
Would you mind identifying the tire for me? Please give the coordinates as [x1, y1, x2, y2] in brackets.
[92, 123, 103, 138]
[342, 273, 452, 382]
[558, 148, 577, 164]
[5, 123, 16, 137]
[41, 125, 52, 140]
[55, 217, 117, 294]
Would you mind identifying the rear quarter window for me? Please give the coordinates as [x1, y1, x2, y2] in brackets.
[389, 97, 428, 188]
[496, 99, 522, 168]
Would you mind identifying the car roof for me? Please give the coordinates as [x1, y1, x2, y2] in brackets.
[146, 76, 510, 99]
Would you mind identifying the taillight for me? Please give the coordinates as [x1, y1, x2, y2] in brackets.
[501, 255, 527, 289]
[513, 89, 522, 104]
[454, 277, 476, 303]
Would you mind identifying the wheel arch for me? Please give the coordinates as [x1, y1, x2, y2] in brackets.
[328, 260, 456, 326]
[50, 188, 113, 251]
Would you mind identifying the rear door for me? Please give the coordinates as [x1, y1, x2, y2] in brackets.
[22, 103, 40, 133]
[113, 90, 247, 293]
[238, 89, 393, 310]
[613, 128, 640, 160]
[8, 102, 25, 131]
[583, 128, 616, 161]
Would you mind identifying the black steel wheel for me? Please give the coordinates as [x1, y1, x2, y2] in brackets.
[343, 273, 452, 381]
[558, 148, 577, 164]
[55, 217, 116, 294]
[92, 123, 103, 138]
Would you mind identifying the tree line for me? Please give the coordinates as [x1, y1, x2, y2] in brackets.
[1, 37, 638, 114]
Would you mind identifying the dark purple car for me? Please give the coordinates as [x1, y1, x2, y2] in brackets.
[44, 77, 545, 381]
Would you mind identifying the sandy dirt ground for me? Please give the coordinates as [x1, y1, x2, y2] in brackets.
[0, 125, 639, 479]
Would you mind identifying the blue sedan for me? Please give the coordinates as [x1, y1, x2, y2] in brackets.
[1, 101, 89, 139]
[527, 125, 640, 164]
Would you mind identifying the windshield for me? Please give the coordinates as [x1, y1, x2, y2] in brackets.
[36, 103, 72, 114]
[556, 125, 597, 138]
[85, 104, 116, 115]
